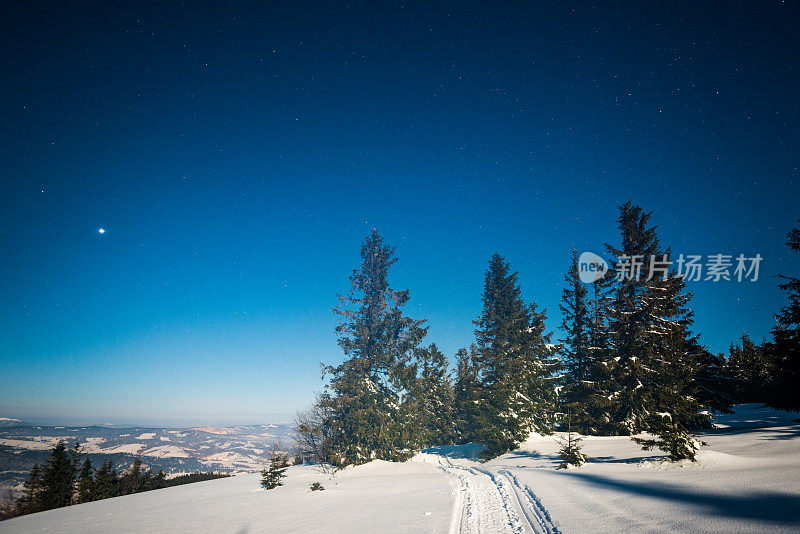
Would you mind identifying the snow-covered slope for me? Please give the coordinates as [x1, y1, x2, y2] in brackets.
[0, 459, 453, 533]
[2, 404, 798, 533]
[497, 404, 800, 533]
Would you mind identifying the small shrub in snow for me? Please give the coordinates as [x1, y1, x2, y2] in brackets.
[556, 411, 590, 469]
[309, 482, 325, 491]
[556, 430, 589, 469]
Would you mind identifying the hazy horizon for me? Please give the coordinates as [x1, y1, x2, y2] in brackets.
[0, 409, 295, 428]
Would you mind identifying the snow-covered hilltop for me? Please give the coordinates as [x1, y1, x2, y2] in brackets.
[2, 404, 798, 533]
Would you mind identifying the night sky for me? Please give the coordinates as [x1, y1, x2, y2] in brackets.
[1, 2, 798, 426]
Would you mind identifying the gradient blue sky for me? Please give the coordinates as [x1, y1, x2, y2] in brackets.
[1, 2, 798, 426]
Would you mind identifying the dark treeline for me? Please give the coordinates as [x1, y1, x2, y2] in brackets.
[1, 441, 228, 520]
[295, 204, 799, 466]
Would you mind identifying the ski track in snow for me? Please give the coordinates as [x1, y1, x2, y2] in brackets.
[415, 453, 559, 534]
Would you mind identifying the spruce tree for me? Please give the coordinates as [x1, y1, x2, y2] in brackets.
[559, 248, 591, 401]
[18, 463, 42, 514]
[768, 221, 800, 411]
[38, 441, 78, 510]
[633, 415, 703, 462]
[76, 459, 94, 504]
[320, 230, 428, 466]
[121, 458, 147, 495]
[454, 345, 482, 443]
[605, 203, 663, 433]
[261, 453, 289, 489]
[558, 248, 614, 434]
[692, 340, 735, 417]
[605, 202, 708, 459]
[587, 264, 617, 434]
[407, 343, 455, 448]
[556, 410, 589, 469]
[474, 253, 559, 459]
[522, 302, 561, 434]
[726, 334, 774, 403]
[151, 470, 167, 490]
[93, 460, 120, 499]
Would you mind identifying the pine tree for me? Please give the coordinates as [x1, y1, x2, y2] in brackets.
[605, 202, 708, 460]
[38, 441, 77, 510]
[768, 221, 800, 411]
[319, 230, 428, 466]
[76, 459, 94, 504]
[261, 452, 289, 489]
[454, 345, 482, 443]
[474, 253, 559, 459]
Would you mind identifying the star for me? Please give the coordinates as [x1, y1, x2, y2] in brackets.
[98, 228, 106, 234]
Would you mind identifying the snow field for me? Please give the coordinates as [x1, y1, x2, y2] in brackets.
[2, 404, 798, 533]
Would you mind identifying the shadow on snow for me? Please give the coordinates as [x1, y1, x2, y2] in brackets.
[551, 470, 800, 527]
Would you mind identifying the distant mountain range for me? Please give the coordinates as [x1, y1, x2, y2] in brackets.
[0, 421, 294, 497]
[0, 418, 32, 428]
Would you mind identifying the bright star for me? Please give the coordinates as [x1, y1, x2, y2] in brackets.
[98, 228, 106, 234]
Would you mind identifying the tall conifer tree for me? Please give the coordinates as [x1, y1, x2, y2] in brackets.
[19, 464, 42, 514]
[606, 202, 708, 459]
[769, 221, 800, 411]
[407, 343, 455, 447]
[559, 248, 614, 434]
[454, 345, 482, 443]
[319, 230, 427, 466]
[474, 253, 558, 459]
[38, 441, 77, 510]
[76, 459, 94, 504]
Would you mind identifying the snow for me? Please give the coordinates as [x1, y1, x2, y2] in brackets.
[494, 404, 800, 533]
[2, 404, 798, 533]
[98, 443, 146, 454]
[141, 445, 189, 458]
[0, 436, 73, 451]
[415, 448, 557, 533]
[0, 459, 452, 534]
[79, 437, 107, 453]
[135, 433, 156, 440]
[0, 439, 55, 451]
